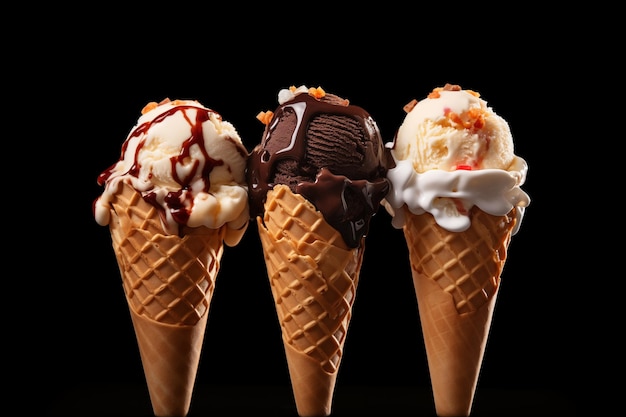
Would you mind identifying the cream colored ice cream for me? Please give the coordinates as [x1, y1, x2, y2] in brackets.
[384, 84, 530, 232]
[95, 98, 249, 245]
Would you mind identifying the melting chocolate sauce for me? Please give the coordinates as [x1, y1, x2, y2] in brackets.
[247, 94, 390, 248]
[98, 105, 225, 233]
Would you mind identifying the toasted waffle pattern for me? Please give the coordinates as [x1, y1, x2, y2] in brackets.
[110, 181, 225, 325]
[403, 206, 516, 314]
[258, 185, 363, 373]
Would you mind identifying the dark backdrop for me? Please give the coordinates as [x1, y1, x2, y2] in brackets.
[26, 7, 589, 416]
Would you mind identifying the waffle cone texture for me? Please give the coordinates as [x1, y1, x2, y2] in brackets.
[257, 185, 364, 417]
[402, 205, 516, 417]
[108, 181, 226, 417]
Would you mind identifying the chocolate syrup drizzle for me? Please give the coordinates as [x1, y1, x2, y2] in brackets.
[97, 105, 244, 234]
[247, 94, 390, 248]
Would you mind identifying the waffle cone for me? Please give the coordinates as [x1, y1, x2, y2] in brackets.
[402, 206, 516, 417]
[108, 181, 225, 417]
[257, 185, 364, 417]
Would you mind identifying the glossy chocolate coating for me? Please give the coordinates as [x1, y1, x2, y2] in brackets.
[247, 92, 390, 248]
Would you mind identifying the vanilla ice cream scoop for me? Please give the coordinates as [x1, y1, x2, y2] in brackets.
[384, 84, 530, 233]
[94, 98, 249, 245]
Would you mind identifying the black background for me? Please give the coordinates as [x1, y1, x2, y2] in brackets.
[23, 6, 595, 416]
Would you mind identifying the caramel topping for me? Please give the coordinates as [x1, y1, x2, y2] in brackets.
[141, 98, 183, 115]
[403, 99, 418, 113]
[442, 83, 462, 91]
[256, 110, 274, 125]
[446, 107, 486, 130]
[141, 101, 159, 114]
[308, 86, 326, 99]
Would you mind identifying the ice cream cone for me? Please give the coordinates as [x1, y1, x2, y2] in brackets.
[402, 205, 516, 417]
[108, 181, 226, 417]
[257, 185, 364, 417]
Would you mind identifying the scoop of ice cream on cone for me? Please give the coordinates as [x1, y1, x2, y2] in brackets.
[247, 86, 390, 416]
[95, 98, 249, 243]
[248, 85, 390, 249]
[94, 98, 249, 416]
[384, 84, 530, 416]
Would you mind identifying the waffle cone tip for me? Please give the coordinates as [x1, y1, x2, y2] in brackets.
[130, 310, 208, 417]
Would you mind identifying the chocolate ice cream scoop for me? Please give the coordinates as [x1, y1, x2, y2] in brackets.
[247, 85, 390, 248]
